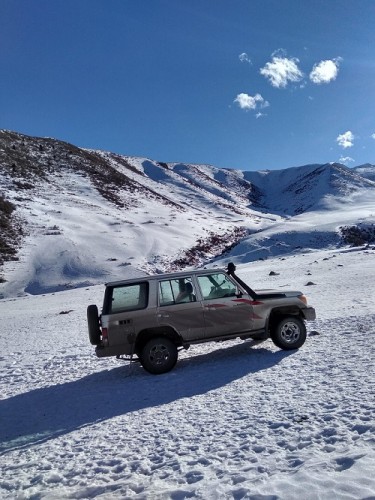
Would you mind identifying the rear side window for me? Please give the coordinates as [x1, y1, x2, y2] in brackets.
[105, 282, 148, 314]
[159, 277, 196, 306]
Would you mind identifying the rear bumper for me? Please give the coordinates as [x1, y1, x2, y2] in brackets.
[95, 344, 132, 358]
[302, 307, 316, 321]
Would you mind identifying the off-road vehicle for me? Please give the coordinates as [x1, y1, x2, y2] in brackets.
[87, 263, 316, 374]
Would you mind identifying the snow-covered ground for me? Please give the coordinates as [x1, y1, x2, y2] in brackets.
[1, 247, 374, 499]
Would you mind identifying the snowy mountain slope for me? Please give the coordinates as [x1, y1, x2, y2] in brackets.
[1, 129, 375, 298]
[213, 189, 375, 265]
[353, 163, 375, 181]
[243, 162, 375, 215]
[0, 130, 266, 297]
[1, 248, 374, 499]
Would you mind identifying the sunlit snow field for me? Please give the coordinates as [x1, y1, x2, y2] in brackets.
[1, 247, 374, 499]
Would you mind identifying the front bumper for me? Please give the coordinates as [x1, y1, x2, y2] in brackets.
[302, 306, 316, 321]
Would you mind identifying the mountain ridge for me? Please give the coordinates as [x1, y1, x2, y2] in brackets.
[1, 129, 375, 297]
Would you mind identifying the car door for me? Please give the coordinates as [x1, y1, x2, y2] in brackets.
[104, 281, 153, 346]
[157, 276, 205, 342]
[196, 272, 254, 338]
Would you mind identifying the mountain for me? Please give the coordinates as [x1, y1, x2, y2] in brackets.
[243, 162, 375, 215]
[353, 163, 375, 181]
[1, 129, 375, 297]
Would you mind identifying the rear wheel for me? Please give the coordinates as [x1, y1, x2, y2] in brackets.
[139, 337, 178, 374]
[87, 304, 101, 345]
[271, 316, 306, 350]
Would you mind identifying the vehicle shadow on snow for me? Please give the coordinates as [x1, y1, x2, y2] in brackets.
[0, 342, 294, 453]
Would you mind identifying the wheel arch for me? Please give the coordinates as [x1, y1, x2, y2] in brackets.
[267, 306, 304, 334]
[135, 326, 183, 354]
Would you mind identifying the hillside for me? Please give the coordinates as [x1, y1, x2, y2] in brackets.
[243, 162, 375, 215]
[353, 163, 375, 181]
[1, 129, 375, 297]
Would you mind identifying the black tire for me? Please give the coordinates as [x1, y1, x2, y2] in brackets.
[271, 316, 306, 350]
[139, 337, 178, 374]
[87, 304, 101, 345]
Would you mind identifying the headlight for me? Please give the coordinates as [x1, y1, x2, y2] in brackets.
[298, 294, 308, 305]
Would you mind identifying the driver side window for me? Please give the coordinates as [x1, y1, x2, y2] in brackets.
[197, 273, 237, 300]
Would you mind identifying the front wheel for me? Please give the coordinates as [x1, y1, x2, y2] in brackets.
[139, 337, 178, 374]
[271, 316, 306, 350]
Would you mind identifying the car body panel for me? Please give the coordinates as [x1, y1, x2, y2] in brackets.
[157, 301, 206, 341]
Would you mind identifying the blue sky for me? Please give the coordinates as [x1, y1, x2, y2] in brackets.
[1, 0, 375, 171]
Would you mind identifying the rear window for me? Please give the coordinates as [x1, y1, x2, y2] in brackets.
[104, 282, 148, 314]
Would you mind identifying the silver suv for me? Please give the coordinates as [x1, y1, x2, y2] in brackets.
[87, 263, 316, 374]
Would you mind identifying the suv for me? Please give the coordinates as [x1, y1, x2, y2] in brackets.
[87, 263, 316, 374]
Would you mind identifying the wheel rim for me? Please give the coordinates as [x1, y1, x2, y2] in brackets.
[280, 321, 301, 343]
[148, 344, 170, 366]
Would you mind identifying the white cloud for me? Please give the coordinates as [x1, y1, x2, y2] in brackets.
[260, 55, 303, 88]
[310, 58, 342, 84]
[234, 93, 269, 111]
[336, 130, 354, 149]
[239, 52, 252, 64]
[271, 48, 287, 58]
[339, 156, 355, 164]
[371, 133, 375, 140]
[255, 112, 266, 119]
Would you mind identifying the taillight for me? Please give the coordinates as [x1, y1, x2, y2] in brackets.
[102, 327, 109, 346]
